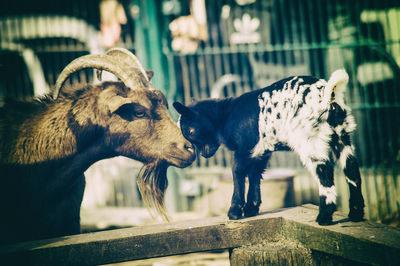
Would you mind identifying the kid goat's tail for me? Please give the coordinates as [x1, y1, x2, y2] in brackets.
[322, 69, 349, 107]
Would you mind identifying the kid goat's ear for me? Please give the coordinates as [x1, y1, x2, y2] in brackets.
[173, 102, 195, 119]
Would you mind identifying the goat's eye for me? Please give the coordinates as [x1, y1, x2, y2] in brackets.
[188, 128, 196, 136]
[135, 111, 145, 118]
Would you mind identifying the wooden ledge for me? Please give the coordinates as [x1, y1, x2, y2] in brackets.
[1, 205, 399, 266]
[281, 204, 400, 265]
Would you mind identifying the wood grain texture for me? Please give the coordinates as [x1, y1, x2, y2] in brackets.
[1, 205, 399, 266]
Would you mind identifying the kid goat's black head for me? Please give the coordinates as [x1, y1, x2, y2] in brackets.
[173, 101, 221, 158]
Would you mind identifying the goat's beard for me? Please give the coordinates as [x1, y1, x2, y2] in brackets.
[137, 160, 170, 221]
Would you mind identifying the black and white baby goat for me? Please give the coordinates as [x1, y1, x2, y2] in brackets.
[173, 69, 364, 225]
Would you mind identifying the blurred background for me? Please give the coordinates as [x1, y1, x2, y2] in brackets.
[1, 0, 399, 240]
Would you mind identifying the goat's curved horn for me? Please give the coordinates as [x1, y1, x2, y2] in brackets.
[54, 51, 147, 99]
[104, 48, 149, 82]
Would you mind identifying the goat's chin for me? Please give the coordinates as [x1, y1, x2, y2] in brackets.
[163, 151, 196, 168]
[200, 145, 218, 158]
[165, 155, 194, 168]
[200, 151, 214, 158]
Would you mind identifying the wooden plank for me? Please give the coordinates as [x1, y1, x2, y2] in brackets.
[281, 205, 400, 266]
[0, 214, 282, 266]
[1, 205, 400, 266]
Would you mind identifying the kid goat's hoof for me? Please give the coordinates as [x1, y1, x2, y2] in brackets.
[228, 205, 243, 220]
[348, 208, 364, 222]
[316, 213, 333, 225]
[243, 203, 259, 217]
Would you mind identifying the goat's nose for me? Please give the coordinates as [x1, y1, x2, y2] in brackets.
[184, 141, 195, 154]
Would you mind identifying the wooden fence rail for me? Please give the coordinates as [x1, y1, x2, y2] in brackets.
[1, 205, 399, 266]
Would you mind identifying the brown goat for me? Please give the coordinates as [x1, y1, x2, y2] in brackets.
[0, 48, 195, 244]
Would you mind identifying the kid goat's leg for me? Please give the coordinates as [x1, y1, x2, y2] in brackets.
[243, 172, 261, 217]
[228, 154, 247, 220]
[315, 160, 337, 225]
[333, 134, 365, 221]
[301, 157, 337, 225]
[243, 154, 271, 217]
[292, 131, 337, 225]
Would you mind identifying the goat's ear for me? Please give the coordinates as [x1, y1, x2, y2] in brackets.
[107, 95, 132, 114]
[173, 102, 195, 119]
[146, 70, 154, 81]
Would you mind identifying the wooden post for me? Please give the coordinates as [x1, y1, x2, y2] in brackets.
[230, 240, 366, 266]
[230, 238, 314, 266]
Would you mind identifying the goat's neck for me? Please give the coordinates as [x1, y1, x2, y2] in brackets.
[11, 93, 105, 165]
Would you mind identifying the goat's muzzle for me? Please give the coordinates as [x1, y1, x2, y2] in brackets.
[167, 140, 196, 168]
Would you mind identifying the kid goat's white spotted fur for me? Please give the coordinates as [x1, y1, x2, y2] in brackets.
[174, 69, 365, 225]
